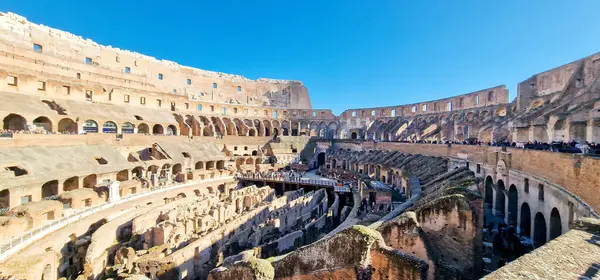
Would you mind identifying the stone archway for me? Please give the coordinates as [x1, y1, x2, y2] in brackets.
[508, 184, 518, 225]
[495, 179, 506, 216]
[550, 208, 562, 241]
[33, 116, 52, 132]
[58, 118, 78, 134]
[484, 176, 493, 208]
[63, 176, 79, 192]
[42, 180, 59, 199]
[152, 124, 164, 135]
[167, 125, 177, 135]
[351, 132, 358, 139]
[317, 152, 326, 167]
[520, 202, 531, 237]
[533, 212, 547, 248]
[137, 123, 149, 134]
[2, 114, 27, 131]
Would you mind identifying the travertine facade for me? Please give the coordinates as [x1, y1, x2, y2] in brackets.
[1, 10, 600, 280]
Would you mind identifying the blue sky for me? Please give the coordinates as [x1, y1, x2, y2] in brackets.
[4, 1, 600, 114]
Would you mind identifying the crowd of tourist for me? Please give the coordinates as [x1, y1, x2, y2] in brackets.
[367, 138, 600, 155]
[236, 170, 307, 181]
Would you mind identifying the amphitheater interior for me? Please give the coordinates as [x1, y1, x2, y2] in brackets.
[0, 11, 600, 280]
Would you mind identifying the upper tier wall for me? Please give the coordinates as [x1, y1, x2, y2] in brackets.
[0, 12, 312, 109]
[516, 52, 600, 111]
[339, 85, 509, 120]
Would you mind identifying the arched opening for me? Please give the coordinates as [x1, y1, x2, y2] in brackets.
[508, 184, 518, 225]
[206, 161, 215, 170]
[58, 118, 78, 134]
[122, 122, 135, 133]
[484, 176, 493, 208]
[2, 114, 27, 131]
[63, 176, 79, 192]
[351, 132, 358, 139]
[248, 129, 256, 136]
[116, 170, 129, 182]
[332, 159, 337, 169]
[550, 208, 562, 241]
[33, 116, 52, 132]
[82, 119, 99, 133]
[520, 202, 531, 237]
[317, 152, 326, 167]
[0, 189, 9, 209]
[245, 158, 253, 164]
[216, 160, 225, 169]
[218, 184, 226, 194]
[41, 180, 59, 199]
[102, 121, 118, 133]
[252, 150, 258, 156]
[495, 179, 506, 216]
[83, 174, 97, 188]
[132, 167, 143, 179]
[172, 163, 182, 176]
[533, 212, 547, 248]
[167, 125, 177, 136]
[553, 119, 566, 142]
[138, 123, 149, 134]
[195, 161, 204, 170]
[152, 124, 164, 135]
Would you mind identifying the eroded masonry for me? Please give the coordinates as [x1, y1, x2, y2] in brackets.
[0, 11, 599, 280]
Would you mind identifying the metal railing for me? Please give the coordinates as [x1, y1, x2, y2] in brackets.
[235, 174, 336, 187]
[0, 176, 233, 261]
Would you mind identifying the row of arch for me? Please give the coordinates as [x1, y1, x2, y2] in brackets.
[484, 176, 563, 248]
[0, 159, 229, 209]
[2, 114, 177, 135]
[178, 114, 340, 138]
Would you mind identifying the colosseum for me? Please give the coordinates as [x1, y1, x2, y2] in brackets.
[0, 11, 599, 280]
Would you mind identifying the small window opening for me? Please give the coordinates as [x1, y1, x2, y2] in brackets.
[85, 90, 93, 102]
[94, 157, 108, 165]
[140, 97, 146, 105]
[85, 57, 93, 64]
[212, 83, 217, 89]
[7, 76, 17, 86]
[237, 86, 241, 91]
[125, 67, 131, 73]
[6, 166, 28, 176]
[157, 99, 162, 107]
[63, 86, 71, 95]
[77, 73, 81, 79]
[33, 43, 43, 53]
[182, 152, 191, 158]
[524, 178, 530, 193]
[538, 184, 544, 201]
[158, 73, 163, 80]
[37, 81, 46, 91]
[124, 94, 130, 103]
[134, 115, 143, 120]
[187, 79, 191, 85]
[116, 56, 120, 62]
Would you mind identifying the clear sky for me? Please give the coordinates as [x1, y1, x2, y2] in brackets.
[4, 1, 600, 114]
